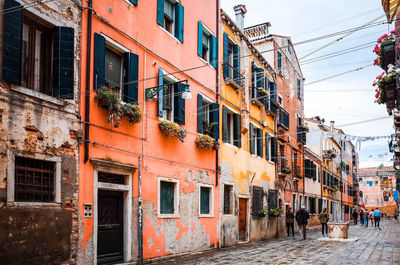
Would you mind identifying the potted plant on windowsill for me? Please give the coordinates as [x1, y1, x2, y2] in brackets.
[158, 120, 187, 142]
[255, 209, 268, 217]
[95, 88, 123, 127]
[269, 208, 283, 217]
[373, 31, 396, 71]
[333, 185, 338, 191]
[195, 134, 219, 150]
[122, 103, 142, 124]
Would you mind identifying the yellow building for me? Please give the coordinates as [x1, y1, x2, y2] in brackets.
[219, 6, 279, 246]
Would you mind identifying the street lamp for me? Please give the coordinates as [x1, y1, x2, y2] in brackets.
[181, 84, 192, 99]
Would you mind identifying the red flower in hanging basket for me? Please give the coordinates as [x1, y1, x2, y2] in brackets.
[373, 45, 380, 54]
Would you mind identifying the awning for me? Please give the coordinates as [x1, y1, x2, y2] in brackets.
[382, 0, 400, 23]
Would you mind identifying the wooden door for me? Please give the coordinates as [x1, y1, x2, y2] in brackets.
[238, 198, 247, 241]
[97, 190, 124, 264]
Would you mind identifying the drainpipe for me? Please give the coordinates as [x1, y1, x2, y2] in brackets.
[302, 145, 305, 206]
[84, 0, 92, 163]
[340, 144, 343, 222]
[138, 156, 143, 265]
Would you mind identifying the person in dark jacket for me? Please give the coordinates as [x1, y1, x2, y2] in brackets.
[360, 210, 364, 226]
[286, 207, 295, 239]
[352, 209, 358, 225]
[296, 205, 310, 240]
[319, 208, 329, 237]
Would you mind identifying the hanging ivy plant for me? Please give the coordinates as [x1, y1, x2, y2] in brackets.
[122, 104, 142, 124]
[195, 134, 219, 150]
[158, 120, 187, 142]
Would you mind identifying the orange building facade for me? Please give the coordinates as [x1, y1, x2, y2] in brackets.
[78, 0, 220, 263]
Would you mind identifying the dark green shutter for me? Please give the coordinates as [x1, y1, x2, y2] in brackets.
[197, 94, 203, 133]
[123, 52, 139, 103]
[233, 113, 241, 147]
[271, 137, 277, 163]
[160, 181, 174, 214]
[200, 187, 210, 214]
[210, 103, 220, 139]
[264, 77, 270, 110]
[210, 35, 217, 68]
[304, 159, 310, 178]
[297, 78, 301, 98]
[222, 106, 228, 142]
[277, 51, 282, 69]
[129, 0, 137, 5]
[2, 0, 22, 85]
[174, 3, 184, 42]
[251, 62, 256, 98]
[223, 32, 229, 78]
[52, 27, 74, 99]
[156, 0, 164, 26]
[256, 68, 264, 89]
[197, 21, 203, 57]
[233, 44, 240, 82]
[94, 33, 105, 90]
[270, 82, 276, 100]
[249, 123, 255, 155]
[257, 129, 263, 158]
[318, 199, 322, 213]
[265, 132, 270, 160]
[158, 69, 163, 117]
[174, 83, 185, 125]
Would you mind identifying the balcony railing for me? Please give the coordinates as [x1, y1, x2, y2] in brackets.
[297, 127, 306, 144]
[267, 100, 279, 116]
[223, 63, 244, 89]
[278, 108, 289, 130]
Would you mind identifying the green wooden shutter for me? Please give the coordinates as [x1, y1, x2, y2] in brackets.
[264, 77, 270, 110]
[197, 94, 203, 133]
[277, 51, 282, 70]
[174, 3, 184, 42]
[174, 82, 185, 125]
[251, 62, 256, 98]
[250, 123, 255, 155]
[158, 69, 163, 117]
[52, 27, 74, 99]
[270, 82, 276, 100]
[123, 52, 139, 103]
[223, 32, 229, 78]
[256, 68, 264, 89]
[233, 44, 240, 82]
[200, 187, 210, 214]
[297, 78, 301, 98]
[265, 132, 270, 161]
[257, 129, 263, 157]
[222, 106, 228, 142]
[2, 0, 22, 85]
[210, 35, 217, 68]
[160, 181, 174, 214]
[304, 159, 310, 178]
[156, 0, 164, 26]
[210, 103, 220, 139]
[233, 113, 241, 147]
[94, 33, 105, 90]
[129, 0, 137, 5]
[197, 21, 203, 57]
[271, 137, 277, 163]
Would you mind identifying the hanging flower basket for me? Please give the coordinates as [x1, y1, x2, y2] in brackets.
[95, 89, 123, 127]
[373, 66, 399, 113]
[158, 120, 187, 142]
[373, 31, 396, 71]
[122, 104, 142, 124]
[195, 134, 219, 150]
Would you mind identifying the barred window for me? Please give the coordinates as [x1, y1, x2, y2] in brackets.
[14, 156, 55, 202]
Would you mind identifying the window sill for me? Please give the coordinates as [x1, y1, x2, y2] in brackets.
[159, 26, 182, 44]
[8, 202, 61, 207]
[198, 57, 215, 69]
[267, 160, 275, 165]
[251, 154, 262, 159]
[223, 142, 239, 150]
[158, 214, 180, 219]
[10, 85, 69, 107]
[199, 214, 214, 218]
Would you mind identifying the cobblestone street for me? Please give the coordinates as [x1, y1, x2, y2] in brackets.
[151, 220, 400, 265]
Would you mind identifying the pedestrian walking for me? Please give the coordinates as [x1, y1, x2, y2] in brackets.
[352, 209, 358, 225]
[296, 205, 310, 240]
[360, 210, 364, 226]
[394, 211, 398, 221]
[319, 208, 329, 237]
[369, 210, 374, 226]
[286, 207, 295, 239]
[364, 212, 369, 227]
[374, 208, 382, 230]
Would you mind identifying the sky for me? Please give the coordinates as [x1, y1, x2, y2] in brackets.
[221, 0, 394, 168]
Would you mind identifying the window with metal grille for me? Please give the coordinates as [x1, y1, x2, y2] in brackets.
[252, 186, 264, 215]
[200, 186, 211, 215]
[98, 172, 125, 184]
[223, 184, 233, 215]
[14, 156, 55, 202]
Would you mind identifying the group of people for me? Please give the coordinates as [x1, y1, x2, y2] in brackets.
[352, 208, 383, 230]
[285, 206, 329, 240]
[286, 206, 386, 240]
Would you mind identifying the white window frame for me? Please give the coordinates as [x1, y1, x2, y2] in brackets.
[160, 69, 179, 122]
[251, 122, 262, 158]
[277, 94, 283, 107]
[224, 105, 239, 147]
[199, 183, 214, 217]
[222, 183, 234, 216]
[7, 150, 61, 206]
[158, 177, 180, 218]
[200, 93, 213, 124]
[199, 23, 214, 65]
[266, 132, 273, 163]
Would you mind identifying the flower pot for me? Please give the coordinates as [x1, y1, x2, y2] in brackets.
[381, 41, 395, 71]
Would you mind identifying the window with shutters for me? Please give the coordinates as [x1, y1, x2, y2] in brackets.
[223, 106, 241, 147]
[162, 79, 174, 121]
[158, 178, 179, 217]
[199, 184, 213, 217]
[223, 184, 233, 215]
[157, 0, 184, 42]
[105, 47, 123, 93]
[265, 133, 273, 162]
[250, 123, 263, 157]
[252, 186, 264, 216]
[297, 78, 301, 98]
[21, 16, 52, 95]
[277, 51, 282, 72]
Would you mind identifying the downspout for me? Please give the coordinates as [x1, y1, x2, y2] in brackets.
[84, 0, 92, 163]
[274, 107, 278, 239]
[216, 0, 220, 248]
[340, 145, 343, 221]
[138, 157, 143, 265]
[302, 145, 305, 206]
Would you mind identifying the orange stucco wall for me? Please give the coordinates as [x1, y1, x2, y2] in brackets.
[79, 0, 220, 262]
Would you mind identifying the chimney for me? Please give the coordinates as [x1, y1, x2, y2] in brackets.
[330, 121, 335, 133]
[234, 4, 247, 31]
